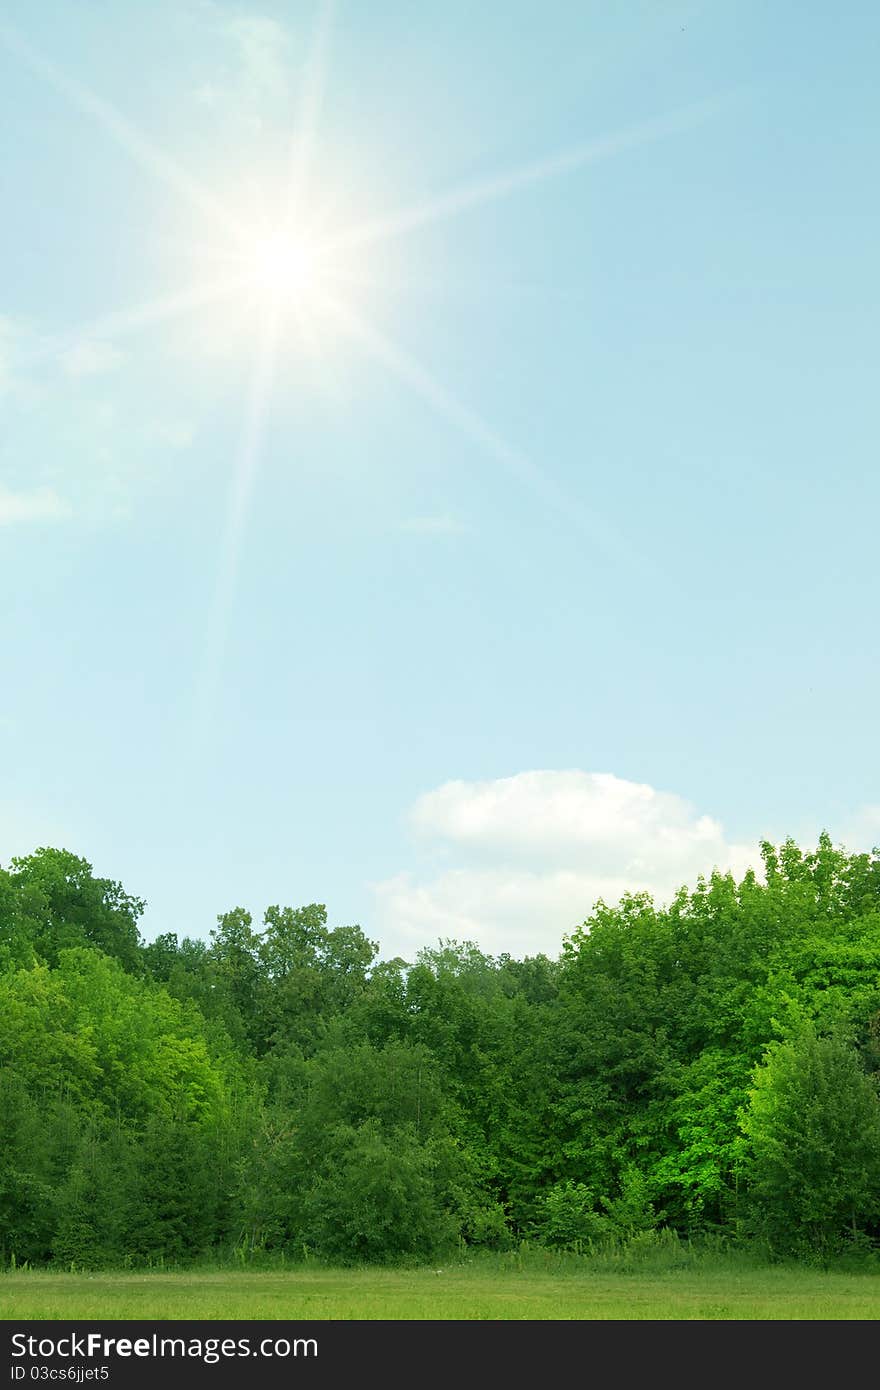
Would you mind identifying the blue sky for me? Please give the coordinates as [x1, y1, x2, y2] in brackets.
[2, 1, 878, 960]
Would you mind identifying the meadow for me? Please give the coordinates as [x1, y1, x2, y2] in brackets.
[4, 1251, 880, 1320]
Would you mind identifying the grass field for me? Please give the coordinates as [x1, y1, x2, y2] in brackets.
[4, 1255, 880, 1319]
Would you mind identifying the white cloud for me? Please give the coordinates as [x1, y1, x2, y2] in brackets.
[0, 485, 71, 525]
[372, 770, 759, 960]
[410, 771, 750, 874]
[60, 339, 125, 378]
[374, 866, 671, 961]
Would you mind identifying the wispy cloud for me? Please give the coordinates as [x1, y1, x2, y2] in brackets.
[192, 11, 292, 131]
[0, 485, 72, 525]
[60, 339, 126, 378]
[0, 21, 243, 239]
[224, 15, 289, 113]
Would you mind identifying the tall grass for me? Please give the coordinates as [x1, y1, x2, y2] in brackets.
[7, 1228, 879, 1279]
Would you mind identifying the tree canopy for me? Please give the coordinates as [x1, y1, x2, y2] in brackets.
[3, 833, 880, 1266]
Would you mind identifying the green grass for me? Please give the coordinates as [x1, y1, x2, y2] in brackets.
[4, 1253, 880, 1319]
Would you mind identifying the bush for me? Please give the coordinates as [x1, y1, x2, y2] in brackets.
[739, 1027, 880, 1256]
[302, 1121, 458, 1263]
[534, 1181, 612, 1248]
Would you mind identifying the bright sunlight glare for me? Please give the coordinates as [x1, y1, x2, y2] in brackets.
[246, 232, 318, 300]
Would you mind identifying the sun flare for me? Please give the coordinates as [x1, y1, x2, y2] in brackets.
[246, 231, 319, 300]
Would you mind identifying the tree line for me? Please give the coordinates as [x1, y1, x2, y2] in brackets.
[3, 835, 880, 1266]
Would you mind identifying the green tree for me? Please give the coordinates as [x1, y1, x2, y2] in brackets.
[258, 904, 377, 1054]
[301, 1120, 459, 1263]
[6, 848, 144, 971]
[0, 1076, 65, 1264]
[209, 908, 266, 1049]
[0, 868, 38, 972]
[535, 1181, 611, 1248]
[739, 1027, 880, 1255]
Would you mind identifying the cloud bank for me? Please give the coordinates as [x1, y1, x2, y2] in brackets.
[373, 770, 759, 960]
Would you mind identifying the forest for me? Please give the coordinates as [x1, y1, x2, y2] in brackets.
[3, 835, 880, 1268]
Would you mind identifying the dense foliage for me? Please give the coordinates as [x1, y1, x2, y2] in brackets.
[3, 836, 880, 1266]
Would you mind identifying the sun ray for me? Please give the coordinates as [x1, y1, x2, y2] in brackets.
[324, 97, 731, 255]
[0, 22, 248, 243]
[196, 303, 283, 728]
[196, 0, 339, 723]
[290, 300, 343, 399]
[315, 292, 649, 574]
[1, 4, 687, 711]
[284, 0, 335, 225]
[310, 264, 588, 303]
[16, 277, 252, 372]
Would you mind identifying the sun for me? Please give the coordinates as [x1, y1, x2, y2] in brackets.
[245, 231, 319, 301]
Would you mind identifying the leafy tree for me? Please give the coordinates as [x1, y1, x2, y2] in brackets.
[0, 1076, 65, 1264]
[0, 868, 38, 972]
[241, 1039, 486, 1257]
[52, 1123, 139, 1268]
[209, 908, 266, 1049]
[0, 964, 101, 1104]
[652, 1048, 754, 1228]
[301, 1120, 459, 1263]
[125, 1115, 223, 1264]
[739, 1027, 880, 1255]
[535, 1181, 611, 1248]
[5, 835, 880, 1269]
[258, 904, 377, 1053]
[0, 949, 236, 1125]
[5, 848, 144, 971]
